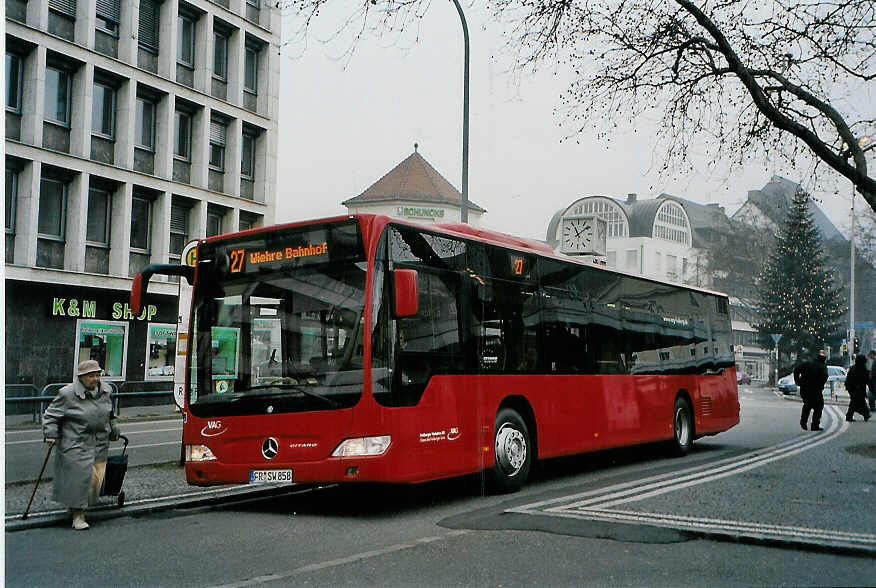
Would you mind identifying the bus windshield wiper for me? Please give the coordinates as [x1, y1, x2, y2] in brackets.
[241, 381, 337, 408]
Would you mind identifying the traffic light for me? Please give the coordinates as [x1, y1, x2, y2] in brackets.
[853, 337, 860, 354]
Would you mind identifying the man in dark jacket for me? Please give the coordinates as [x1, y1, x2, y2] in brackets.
[794, 350, 829, 431]
[868, 350, 876, 412]
[845, 354, 871, 422]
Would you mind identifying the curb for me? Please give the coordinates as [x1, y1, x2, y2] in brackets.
[4, 483, 310, 532]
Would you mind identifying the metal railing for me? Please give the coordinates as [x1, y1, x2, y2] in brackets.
[5, 381, 175, 424]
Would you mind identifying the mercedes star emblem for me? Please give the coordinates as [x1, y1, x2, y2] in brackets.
[261, 437, 279, 460]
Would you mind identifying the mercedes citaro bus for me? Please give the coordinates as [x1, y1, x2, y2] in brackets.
[131, 215, 739, 493]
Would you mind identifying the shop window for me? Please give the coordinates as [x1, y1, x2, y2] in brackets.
[146, 323, 177, 380]
[76, 320, 128, 380]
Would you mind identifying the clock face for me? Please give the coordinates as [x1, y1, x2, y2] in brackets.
[561, 218, 594, 252]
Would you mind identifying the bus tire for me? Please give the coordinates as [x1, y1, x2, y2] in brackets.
[488, 408, 532, 493]
[671, 397, 693, 457]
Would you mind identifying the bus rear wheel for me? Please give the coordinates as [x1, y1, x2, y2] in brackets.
[488, 408, 532, 494]
[671, 397, 693, 456]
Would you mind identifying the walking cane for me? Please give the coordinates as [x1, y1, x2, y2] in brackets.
[23, 442, 54, 520]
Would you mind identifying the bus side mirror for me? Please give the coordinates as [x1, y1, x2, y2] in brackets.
[393, 269, 418, 318]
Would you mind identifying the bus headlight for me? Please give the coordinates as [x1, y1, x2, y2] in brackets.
[331, 435, 391, 457]
[186, 444, 217, 461]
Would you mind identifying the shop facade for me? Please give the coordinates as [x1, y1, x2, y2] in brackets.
[5, 280, 177, 390]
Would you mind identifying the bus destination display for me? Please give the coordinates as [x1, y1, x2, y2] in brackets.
[229, 241, 329, 274]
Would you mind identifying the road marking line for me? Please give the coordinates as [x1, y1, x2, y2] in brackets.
[510, 407, 867, 548]
[5, 427, 182, 445]
[207, 530, 471, 588]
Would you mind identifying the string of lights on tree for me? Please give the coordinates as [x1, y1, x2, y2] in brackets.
[755, 188, 845, 358]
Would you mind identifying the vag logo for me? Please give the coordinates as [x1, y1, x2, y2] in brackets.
[200, 420, 227, 437]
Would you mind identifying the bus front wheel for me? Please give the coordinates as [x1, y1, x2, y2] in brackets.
[671, 397, 693, 456]
[488, 408, 532, 493]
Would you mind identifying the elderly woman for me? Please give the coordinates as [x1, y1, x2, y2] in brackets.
[43, 360, 121, 530]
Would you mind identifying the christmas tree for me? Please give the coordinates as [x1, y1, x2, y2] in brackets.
[755, 188, 845, 361]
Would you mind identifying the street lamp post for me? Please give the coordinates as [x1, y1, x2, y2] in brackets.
[450, 0, 470, 223]
[848, 135, 874, 365]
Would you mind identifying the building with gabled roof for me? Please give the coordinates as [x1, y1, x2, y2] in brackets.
[342, 144, 486, 225]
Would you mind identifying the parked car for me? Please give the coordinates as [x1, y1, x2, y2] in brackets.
[736, 372, 752, 385]
[777, 365, 847, 395]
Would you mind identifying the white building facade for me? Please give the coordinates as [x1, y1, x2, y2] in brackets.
[5, 0, 280, 389]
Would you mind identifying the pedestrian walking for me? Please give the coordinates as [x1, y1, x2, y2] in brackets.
[794, 350, 829, 431]
[868, 350, 876, 412]
[844, 354, 871, 422]
[43, 360, 121, 530]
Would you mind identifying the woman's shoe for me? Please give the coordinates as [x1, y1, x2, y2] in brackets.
[71, 512, 89, 530]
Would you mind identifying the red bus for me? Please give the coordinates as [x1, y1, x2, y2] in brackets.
[131, 215, 739, 493]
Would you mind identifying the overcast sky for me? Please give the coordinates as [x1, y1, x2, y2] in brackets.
[275, 4, 867, 242]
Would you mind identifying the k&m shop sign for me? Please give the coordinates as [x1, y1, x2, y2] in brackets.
[51, 298, 159, 321]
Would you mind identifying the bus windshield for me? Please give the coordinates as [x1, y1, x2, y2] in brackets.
[188, 220, 367, 417]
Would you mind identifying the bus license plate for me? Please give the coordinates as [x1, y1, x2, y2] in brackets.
[249, 469, 293, 484]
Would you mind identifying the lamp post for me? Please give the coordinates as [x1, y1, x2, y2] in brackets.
[450, 0, 470, 223]
[848, 135, 874, 366]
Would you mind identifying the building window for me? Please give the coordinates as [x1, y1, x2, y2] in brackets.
[96, 0, 120, 35]
[48, 0, 76, 17]
[76, 320, 128, 380]
[666, 254, 678, 279]
[625, 249, 638, 271]
[207, 210, 222, 237]
[177, 14, 195, 67]
[38, 177, 67, 239]
[92, 82, 116, 139]
[86, 188, 111, 245]
[571, 198, 628, 238]
[241, 132, 256, 179]
[244, 44, 259, 94]
[130, 196, 151, 251]
[174, 111, 192, 160]
[209, 119, 227, 171]
[213, 32, 228, 80]
[136, 96, 156, 150]
[239, 213, 258, 232]
[44, 67, 71, 127]
[139, 0, 160, 51]
[5, 168, 17, 235]
[146, 323, 177, 380]
[246, 0, 260, 6]
[169, 202, 189, 262]
[654, 201, 691, 245]
[6, 53, 23, 113]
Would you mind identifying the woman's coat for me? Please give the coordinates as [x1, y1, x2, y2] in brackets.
[43, 379, 120, 509]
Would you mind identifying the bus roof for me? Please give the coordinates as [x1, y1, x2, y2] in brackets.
[201, 213, 730, 300]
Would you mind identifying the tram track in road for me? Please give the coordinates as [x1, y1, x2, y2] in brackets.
[506, 406, 876, 555]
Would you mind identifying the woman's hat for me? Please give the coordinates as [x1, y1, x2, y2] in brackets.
[77, 360, 103, 376]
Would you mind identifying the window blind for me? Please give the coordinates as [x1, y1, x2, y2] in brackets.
[139, 0, 160, 48]
[96, 0, 120, 22]
[49, 0, 76, 17]
[210, 121, 227, 146]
